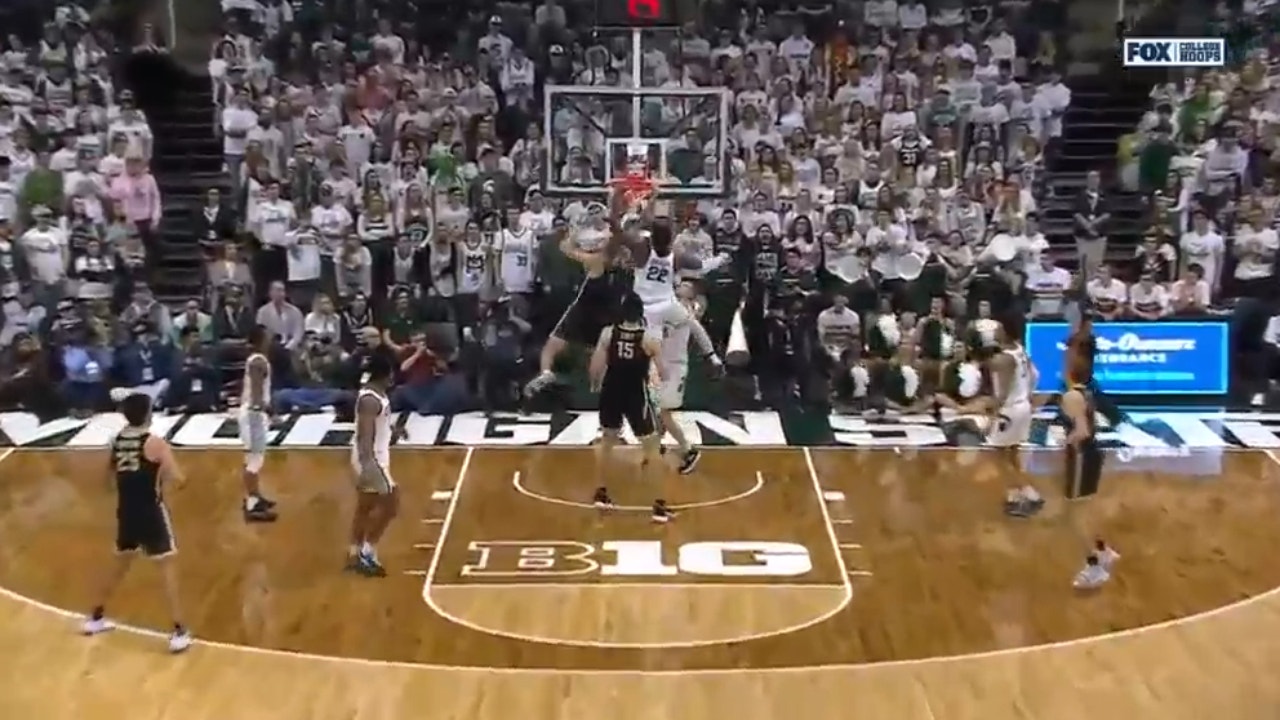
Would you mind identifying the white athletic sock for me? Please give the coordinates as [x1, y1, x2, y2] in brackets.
[347, 544, 360, 557]
[1021, 485, 1041, 502]
[361, 541, 376, 559]
[245, 496, 260, 511]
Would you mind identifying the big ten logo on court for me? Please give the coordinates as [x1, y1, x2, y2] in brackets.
[1123, 38, 1225, 68]
[462, 540, 813, 578]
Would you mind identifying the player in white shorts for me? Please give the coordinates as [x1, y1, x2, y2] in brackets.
[986, 316, 1044, 515]
[653, 279, 722, 474]
[347, 353, 399, 577]
[239, 325, 278, 523]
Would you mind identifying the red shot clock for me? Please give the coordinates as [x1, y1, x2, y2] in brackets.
[596, 0, 680, 27]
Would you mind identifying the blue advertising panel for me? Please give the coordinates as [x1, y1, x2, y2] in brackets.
[1024, 321, 1229, 395]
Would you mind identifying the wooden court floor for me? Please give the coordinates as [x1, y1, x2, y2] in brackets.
[1, 445, 1279, 719]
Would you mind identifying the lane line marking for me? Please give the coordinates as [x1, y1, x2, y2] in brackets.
[512, 470, 765, 512]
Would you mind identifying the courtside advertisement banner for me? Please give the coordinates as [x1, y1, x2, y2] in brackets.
[1024, 321, 1230, 395]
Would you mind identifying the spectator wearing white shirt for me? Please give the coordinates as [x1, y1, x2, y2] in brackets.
[371, 18, 405, 64]
[1086, 265, 1128, 320]
[1169, 264, 1212, 315]
[106, 104, 152, 160]
[477, 16, 513, 65]
[1232, 207, 1278, 298]
[898, 0, 928, 30]
[1035, 69, 1072, 141]
[778, 24, 815, 76]
[1196, 126, 1250, 214]
[18, 206, 68, 308]
[1126, 273, 1169, 319]
[1025, 253, 1072, 317]
[1180, 208, 1225, 295]
[864, 0, 900, 28]
[220, 90, 256, 193]
[984, 19, 1018, 64]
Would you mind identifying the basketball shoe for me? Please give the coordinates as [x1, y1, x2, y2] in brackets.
[1072, 555, 1110, 589]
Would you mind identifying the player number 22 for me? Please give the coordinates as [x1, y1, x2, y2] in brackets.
[645, 265, 669, 283]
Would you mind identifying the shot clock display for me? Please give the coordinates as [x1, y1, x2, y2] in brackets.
[596, 0, 680, 27]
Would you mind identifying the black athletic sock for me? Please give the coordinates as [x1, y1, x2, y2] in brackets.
[174, 623, 185, 634]
[91, 606, 104, 621]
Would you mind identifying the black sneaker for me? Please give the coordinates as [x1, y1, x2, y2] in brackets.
[592, 486, 615, 510]
[523, 371, 556, 398]
[356, 553, 387, 578]
[1005, 499, 1032, 518]
[256, 495, 277, 510]
[651, 499, 674, 524]
[677, 448, 701, 475]
[343, 555, 364, 573]
[244, 504, 278, 523]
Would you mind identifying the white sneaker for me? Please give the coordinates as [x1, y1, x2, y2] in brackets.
[1251, 393, 1266, 407]
[81, 617, 116, 636]
[1073, 559, 1110, 589]
[168, 629, 193, 654]
[1095, 544, 1121, 570]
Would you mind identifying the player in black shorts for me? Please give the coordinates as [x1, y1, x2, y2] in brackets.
[526, 196, 629, 398]
[81, 392, 192, 654]
[590, 291, 662, 482]
[1060, 378, 1103, 500]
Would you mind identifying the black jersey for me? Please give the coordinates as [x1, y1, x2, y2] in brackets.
[112, 429, 162, 511]
[897, 137, 922, 168]
[601, 324, 650, 392]
[752, 236, 782, 283]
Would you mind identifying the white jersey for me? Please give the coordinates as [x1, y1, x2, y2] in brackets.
[499, 227, 535, 293]
[660, 315, 693, 367]
[457, 240, 489, 294]
[634, 250, 676, 306]
[987, 344, 1034, 448]
[350, 388, 393, 472]
[239, 352, 271, 413]
[1000, 345, 1033, 411]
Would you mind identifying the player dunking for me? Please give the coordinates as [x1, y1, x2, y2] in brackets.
[525, 196, 628, 398]
[986, 316, 1043, 517]
[347, 353, 399, 577]
[81, 393, 192, 654]
[590, 291, 663, 489]
[239, 325, 278, 522]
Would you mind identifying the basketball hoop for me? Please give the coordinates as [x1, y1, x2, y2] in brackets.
[610, 141, 657, 214]
[611, 171, 656, 214]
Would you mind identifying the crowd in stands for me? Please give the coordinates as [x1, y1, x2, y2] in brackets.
[0, 0, 1271, 423]
[1115, 1, 1280, 405]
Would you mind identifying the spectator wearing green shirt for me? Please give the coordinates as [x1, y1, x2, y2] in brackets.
[18, 150, 63, 226]
[171, 300, 214, 344]
[381, 289, 421, 353]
